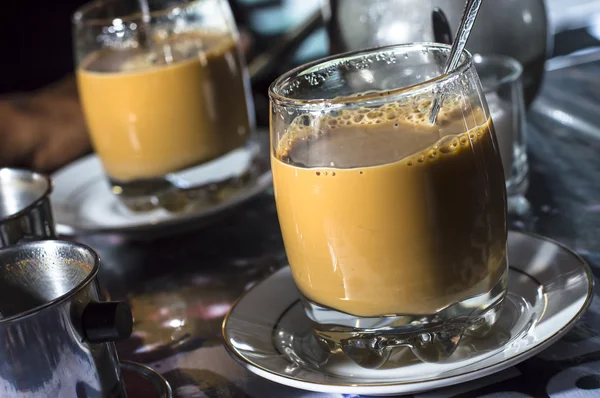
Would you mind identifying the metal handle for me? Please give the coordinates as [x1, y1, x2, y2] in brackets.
[82, 301, 133, 344]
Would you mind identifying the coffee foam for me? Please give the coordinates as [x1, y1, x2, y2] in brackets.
[322, 95, 465, 129]
[276, 94, 488, 165]
[403, 127, 486, 167]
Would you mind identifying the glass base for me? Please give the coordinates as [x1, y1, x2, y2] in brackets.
[506, 144, 528, 198]
[108, 140, 262, 213]
[304, 267, 508, 367]
[507, 194, 532, 218]
[506, 144, 530, 217]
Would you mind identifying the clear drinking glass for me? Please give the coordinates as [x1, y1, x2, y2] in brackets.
[269, 43, 508, 365]
[474, 54, 529, 214]
[73, 0, 257, 212]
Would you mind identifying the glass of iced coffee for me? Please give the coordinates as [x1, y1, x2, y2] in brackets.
[73, 0, 256, 211]
[269, 43, 508, 365]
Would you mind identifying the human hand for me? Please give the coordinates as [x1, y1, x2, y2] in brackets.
[0, 76, 91, 173]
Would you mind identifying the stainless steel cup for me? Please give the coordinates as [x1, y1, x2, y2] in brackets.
[0, 168, 56, 247]
[0, 240, 133, 397]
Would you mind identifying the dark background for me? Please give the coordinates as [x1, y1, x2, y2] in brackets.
[6, 0, 600, 121]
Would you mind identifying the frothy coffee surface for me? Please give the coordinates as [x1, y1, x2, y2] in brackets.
[77, 31, 250, 181]
[272, 98, 507, 316]
[277, 95, 476, 168]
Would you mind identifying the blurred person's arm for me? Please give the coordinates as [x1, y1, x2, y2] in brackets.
[0, 75, 91, 173]
[0, 0, 253, 174]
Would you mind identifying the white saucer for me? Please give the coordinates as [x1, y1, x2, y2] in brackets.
[223, 231, 594, 396]
[51, 140, 271, 237]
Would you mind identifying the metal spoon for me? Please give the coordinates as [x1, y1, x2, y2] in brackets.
[429, 0, 484, 124]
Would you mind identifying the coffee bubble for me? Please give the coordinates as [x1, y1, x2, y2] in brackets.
[276, 91, 488, 167]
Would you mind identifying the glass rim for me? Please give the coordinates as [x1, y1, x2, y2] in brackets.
[268, 42, 473, 108]
[473, 53, 523, 93]
[72, 0, 199, 26]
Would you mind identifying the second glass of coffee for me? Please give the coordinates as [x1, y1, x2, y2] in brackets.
[73, 0, 256, 211]
[270, 43, 508, 365]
